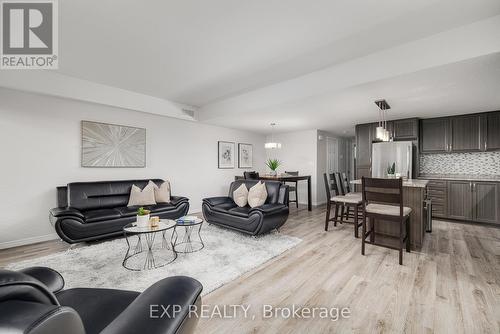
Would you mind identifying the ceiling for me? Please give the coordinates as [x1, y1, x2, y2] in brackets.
[203, 53, 500, 136]
[3, 0, 500, 135]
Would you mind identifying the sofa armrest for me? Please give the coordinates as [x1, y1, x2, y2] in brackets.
[101, 276, 203, 334]
[170, 196, 189, 206]
[19, 267, 65, 293]
[202, 196, 233, 207]
[49, 207, 84, 219]
[278, 185, 289, 205]
[250, 204, 287, 215]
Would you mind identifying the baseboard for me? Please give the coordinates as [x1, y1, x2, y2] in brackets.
[298, 201, 326, 207]
[0, 233, 59, 250]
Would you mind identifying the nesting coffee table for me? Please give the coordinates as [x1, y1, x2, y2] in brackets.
[122, 220, 177, 271]
[173, 216, 205, 253]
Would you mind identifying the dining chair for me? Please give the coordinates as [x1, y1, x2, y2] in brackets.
[243, 171, 260, 180]
[284, 171, 299, 208]
[336, 172, 361, 220]
[361, 177, 411, 265]
[324, 173, 362, 238]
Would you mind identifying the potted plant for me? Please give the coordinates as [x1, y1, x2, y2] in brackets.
[387, 162, 396, 178]
[136, 207, 151, 227]
[266, 158, 281, 176]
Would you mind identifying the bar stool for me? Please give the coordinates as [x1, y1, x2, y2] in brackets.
[335, 172, 362, 221]
[361, 177, 411, 265]
[324, 173, 363, 238]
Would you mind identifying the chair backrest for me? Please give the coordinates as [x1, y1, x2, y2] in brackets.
[342, 172, 351, 193]
[0, 269, 85, 334]
[243, 171, 260, 180]
[67, 179, 165, 211]
[329, 173, 341, 196]
[323, 173, 331, 199]
[335, 172, 346, 195]
[361, 177, 404, 213]
[324, 173, 341, 200]
[284, 171, 299, 176]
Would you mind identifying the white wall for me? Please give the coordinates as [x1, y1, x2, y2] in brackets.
[265, 130, 318, 205]
[267, 129, 353, 207]
[0, 88, 266, 249]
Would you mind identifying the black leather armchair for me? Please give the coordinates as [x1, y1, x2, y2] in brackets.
[0, 267, 202, 334]
[202, 180, 289, 235]
[49, 179, 189, 243]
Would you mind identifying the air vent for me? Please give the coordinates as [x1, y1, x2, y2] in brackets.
[181, 108, 195, 118]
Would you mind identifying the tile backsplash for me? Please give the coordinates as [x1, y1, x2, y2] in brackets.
[420, 151, 500, 176]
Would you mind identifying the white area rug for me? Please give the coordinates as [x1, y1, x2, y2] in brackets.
[8, 225, 301, 295]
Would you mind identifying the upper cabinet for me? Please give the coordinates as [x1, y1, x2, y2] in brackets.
[450, 114, 482, 152]
[485, 112, 500, 151]
[420, 118, 449, 153]
[420, 113, 490, 153]
[393, 118, 418, 140]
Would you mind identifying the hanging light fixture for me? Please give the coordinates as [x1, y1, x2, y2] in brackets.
[374, 100, 391, 142]
[376, 107, 385, 141]
[265, 123, 282, 149]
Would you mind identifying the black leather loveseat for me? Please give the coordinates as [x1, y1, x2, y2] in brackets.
[0, 266, 202, 334]
[49, 179, 189, 243]
[202, 180, 289, 235]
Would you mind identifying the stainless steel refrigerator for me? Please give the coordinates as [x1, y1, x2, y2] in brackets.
[371, 141, 413, 179]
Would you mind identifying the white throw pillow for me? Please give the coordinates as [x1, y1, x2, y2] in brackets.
[127, 182, 156, 207]
[248, 182, 267, 208]
[152, 180, 171, 203]
[233, 184, 249, 207]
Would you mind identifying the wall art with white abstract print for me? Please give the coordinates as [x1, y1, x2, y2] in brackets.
[81, 121, 146, 167]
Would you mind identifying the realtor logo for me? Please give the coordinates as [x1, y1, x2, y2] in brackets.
[1, 0, 58, 69]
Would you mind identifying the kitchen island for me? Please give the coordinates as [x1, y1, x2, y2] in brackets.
[351, 179, 429, 250]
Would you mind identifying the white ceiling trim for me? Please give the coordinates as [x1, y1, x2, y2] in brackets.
[0, 71, 197, 121]
[198, 15, 500, 121]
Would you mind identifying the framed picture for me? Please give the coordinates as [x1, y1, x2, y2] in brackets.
[81, 120, 146, 168]
[218, 141, 235, 169]
[238, 143, 253, 168]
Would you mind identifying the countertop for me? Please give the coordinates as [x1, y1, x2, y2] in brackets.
[418, 174, 500, 182]
[351, 179, 429, 188]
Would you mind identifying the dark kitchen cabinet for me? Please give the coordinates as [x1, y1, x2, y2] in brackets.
[427, 180, 447, 218]
[447, 181, 473, 220]
[420, 118, 449, 153]
[484, 112, 500, 151]
[473, 182, 499, 224]
[450, 115, 482, 152]
[446, 180, 498, 224]
[393, 118, 418, 140]
[355, 123, 374, 168]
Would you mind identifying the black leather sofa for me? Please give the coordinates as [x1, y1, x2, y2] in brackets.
[0, 266, 202, 334]
[50, 179, 189, 243]
[202, 180, 289, 235]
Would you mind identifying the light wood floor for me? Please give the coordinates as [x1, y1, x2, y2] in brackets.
[1, 206, 499, 333]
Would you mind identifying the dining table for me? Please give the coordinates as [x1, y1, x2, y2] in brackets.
[236, 174, 312, 211]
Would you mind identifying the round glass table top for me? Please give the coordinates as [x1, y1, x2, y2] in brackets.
[123, 219, 176, 234]
[176, 216, 204, 226]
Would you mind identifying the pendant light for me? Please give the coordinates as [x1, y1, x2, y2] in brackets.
[375, 100, 391, 142]
[376, 108, 385, 141]
[265, 123, 282, 149]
